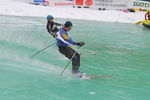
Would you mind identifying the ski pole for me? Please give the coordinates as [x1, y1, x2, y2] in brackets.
[59, 46, 81, 77]
[30, 42, 56, 58]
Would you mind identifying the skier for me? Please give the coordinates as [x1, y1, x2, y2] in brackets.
[56, 21, 85, 77]
[46, 15, 63, 38]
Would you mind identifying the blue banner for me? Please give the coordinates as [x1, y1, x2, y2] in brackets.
[34, 0, 45, 5]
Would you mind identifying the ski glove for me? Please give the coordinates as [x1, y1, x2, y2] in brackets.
[77, 42, 85, 46]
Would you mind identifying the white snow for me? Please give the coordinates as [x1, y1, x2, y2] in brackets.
[0, 0, 146, 23]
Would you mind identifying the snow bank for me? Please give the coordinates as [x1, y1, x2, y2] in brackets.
[0, 0, 146, 23]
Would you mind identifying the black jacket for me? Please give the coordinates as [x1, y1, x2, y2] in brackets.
[46, 21, 62, 34]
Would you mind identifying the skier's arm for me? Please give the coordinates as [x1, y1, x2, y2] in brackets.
[62, 34, 77, 45]
[46, 24, 51, 34]
[55, 22, 63, 26]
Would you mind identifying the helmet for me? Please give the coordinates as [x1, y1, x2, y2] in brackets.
[64, 21, 73, 28]
[47, 15, 54, 20]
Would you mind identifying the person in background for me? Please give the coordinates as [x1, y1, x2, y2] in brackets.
[145, 11, 150, 20]
[56, 21, 85, 77]
[46, 15, 63, 38]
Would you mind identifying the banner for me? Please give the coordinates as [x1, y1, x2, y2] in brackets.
[84, 0, 94, 6]
[49, 0, 75, 6]
[89, 0, 130, 10]
[48, 0, 130, 10]
[76, 0, 84, 5]
[34, 0, 45, 5]
[48, 0, 150, 10]
[130, 0, 150, 10]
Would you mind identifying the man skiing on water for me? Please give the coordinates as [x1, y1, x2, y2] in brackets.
[46, 15, 63, 38]
[56, 21, 85, 77]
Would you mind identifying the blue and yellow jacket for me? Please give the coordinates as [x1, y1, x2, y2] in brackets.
[56, 28, 77, 47]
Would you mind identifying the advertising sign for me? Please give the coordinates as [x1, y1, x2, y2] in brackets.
[76, 0, 84, 5]
[130, 0, 150, 10]
[84, 0, 94, 6]
[49, 0, 75, 6]
[34, 0, 45, 5]
[90, 0, 130, 10]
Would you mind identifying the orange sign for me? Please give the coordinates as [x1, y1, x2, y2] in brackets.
[76, 0, 84, 5]
[85, 0, 93, 6]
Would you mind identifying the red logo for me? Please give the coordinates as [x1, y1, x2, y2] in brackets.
[76, 0, 84, 5]
[85, 0, 93, 6]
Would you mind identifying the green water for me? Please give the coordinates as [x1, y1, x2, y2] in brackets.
[0, 15, 150, 100]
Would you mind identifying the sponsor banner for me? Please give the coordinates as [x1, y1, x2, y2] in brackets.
[48, 0, 150, 10]
[130, 0, 150, 10]
[34, 0, 45, 5]
[48, 0, 130, 10]
[49, 0, 75, 6]
[75, 0, 93, 6]
[90, 0, 130, 10]
[84, 0, 94, 6]
[76, 0, 84, 5]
